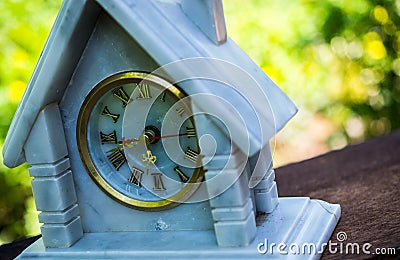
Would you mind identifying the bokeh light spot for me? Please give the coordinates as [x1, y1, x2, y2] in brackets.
[366, 40, 387, 60]
[346, 40, 363, 59]
[392, 58, 400, 76]
[373, 6, 389, 24]
[331, 36, 347, 56]
[345, 117, 364, 139]
[8, 80, 26, 103]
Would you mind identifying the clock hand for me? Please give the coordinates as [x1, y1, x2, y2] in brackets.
[148, 132, 189, 141]
[140, 134, 157, 175]
[142, 149, 156, 175]
[117, 132, 190, 149]
[117, 134, 146, 149]
[110, 134, 156, 174]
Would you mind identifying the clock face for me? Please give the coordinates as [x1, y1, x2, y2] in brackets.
[77, 72, 203, 211]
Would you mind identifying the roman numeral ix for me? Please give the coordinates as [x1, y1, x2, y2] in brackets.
[100, 130, 117, 144]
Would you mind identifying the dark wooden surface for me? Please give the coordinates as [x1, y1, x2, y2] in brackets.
[1, 131, 400, 259]
[276, 130, 400, 259]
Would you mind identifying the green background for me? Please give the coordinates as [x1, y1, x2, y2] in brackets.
[0, 0, 399, 244]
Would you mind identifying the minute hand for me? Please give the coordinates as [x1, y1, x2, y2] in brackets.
[117, 133, 188, 149]
[148, 133, 188, 141]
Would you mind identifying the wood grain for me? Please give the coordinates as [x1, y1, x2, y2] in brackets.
[276, 130, 400, 259]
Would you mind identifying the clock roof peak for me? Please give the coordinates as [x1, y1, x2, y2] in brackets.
[3, 0, 297, 168]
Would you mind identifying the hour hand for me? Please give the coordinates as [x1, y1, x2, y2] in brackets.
[117, 133, 146, 149]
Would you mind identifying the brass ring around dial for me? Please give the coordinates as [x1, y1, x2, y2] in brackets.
[77, 71, 203, 211]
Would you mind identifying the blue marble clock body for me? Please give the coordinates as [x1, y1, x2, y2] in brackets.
[2, 0, 341, 258]
[60, 12, 218, 232]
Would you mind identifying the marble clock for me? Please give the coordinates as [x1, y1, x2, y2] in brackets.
[77, 71, 203, 210]
[3, 0, 340, 258]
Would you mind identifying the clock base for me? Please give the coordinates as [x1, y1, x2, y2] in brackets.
[16, 197, 340, 259]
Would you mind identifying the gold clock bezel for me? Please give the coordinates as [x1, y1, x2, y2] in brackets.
[77, 71, 203, 211]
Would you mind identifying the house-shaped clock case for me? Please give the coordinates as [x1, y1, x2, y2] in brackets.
[3, 0, 340, 258]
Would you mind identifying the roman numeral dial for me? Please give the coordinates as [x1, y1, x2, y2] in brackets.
[78, 71, 203, 210]
[152, 173, 166, 191]
[176, 107, 185, 117]
[100, 130, 117, 144]
[174, 166, 189, 183]
[106, 147, 126, 171]
[137, 83, 151, 99]
[184, 147, 200, 164]
[160, 91, 166, 102]
[113, 87, 130, 107]
[186, 127, 196, 138]
[129, 167, 144, 187]
[102, 106, 120, 123]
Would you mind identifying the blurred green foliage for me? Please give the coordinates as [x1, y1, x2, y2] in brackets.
[0, 0, 61, 244]
[225, 0, 400, 149]
[0, 0, 399, 244]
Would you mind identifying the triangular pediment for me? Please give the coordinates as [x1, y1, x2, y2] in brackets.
[3, 0, 297, 168]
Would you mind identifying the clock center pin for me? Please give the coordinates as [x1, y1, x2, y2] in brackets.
[144, 125, 161, 144]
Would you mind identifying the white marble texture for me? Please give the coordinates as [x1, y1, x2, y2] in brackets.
[17, 197, 341, 259]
